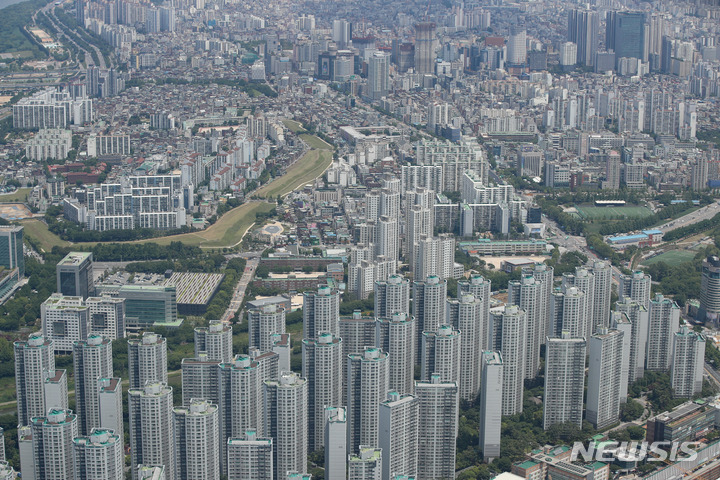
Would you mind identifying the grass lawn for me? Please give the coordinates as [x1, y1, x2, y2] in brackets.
[136, 201, 276, 248]
[0, 187, 30, 202]
[299, 133, 333, 150]
[252, 147, 333, 199]
[282, 119, 306, 133]
[19, 218, 71, 251]
[642, 249, 697, 267]
[576, 205, 654, 219]
[21, 202, 274, 250]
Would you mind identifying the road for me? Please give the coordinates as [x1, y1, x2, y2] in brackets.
[222, 257, 259, 323]
[656, 201, 720, 234]
[704, 362, 720, 388]
[540, 213, 624, 284]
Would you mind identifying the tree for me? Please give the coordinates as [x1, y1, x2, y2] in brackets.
[620, 399, 644, 422]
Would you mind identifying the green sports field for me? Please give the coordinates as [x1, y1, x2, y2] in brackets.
[642, 249, 696, 267]
[576, 205, 654, 219]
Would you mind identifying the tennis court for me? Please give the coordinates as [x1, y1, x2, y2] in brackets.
[576, 205, 653, 219]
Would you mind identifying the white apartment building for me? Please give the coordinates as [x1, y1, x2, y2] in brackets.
[479, 352, 503, 462]
[264, 372, 308, 478]
[378, 392, 419, 480]
[347, 347, 390, 454]
[324, 407, 347, 480]
[489, 305, 527, 415]
[420, 324, 461, 384]
[447, 294, 484, 402]
[303, 286, 340, 340]
[41, 294, 91, 353]
[544, 333, 587, 430]
[376, 312, 416, 395]
[73, 428, 124, 480]
[194, 320, 233, 363]
[416, 375, 459, 477]
[73, 335, 113, 435]
[587, 328, 626, 429]
[508, 275, 544, 379]
[647, 294, 680, 371]
[30, 409, 78, 480]
[671, 326, 706, 398]
[128, 383, 175, 480]
[173, 400, 220, 480]
[227, 430, 273, 480]
[128, 332, 168, 389]
[14, 333, 55, 426]
[302, 333, 342, 452]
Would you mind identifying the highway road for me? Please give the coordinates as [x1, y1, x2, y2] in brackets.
[222, 257, 259, 323]
[656, 201, 720, 233]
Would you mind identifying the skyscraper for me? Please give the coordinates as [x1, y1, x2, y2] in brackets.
[347, 347, 390, 454]
[447, 293, 483, 402]
[339, 311, 376, 404]
[405, 191, 434, 271]
[348, 447, 382, 480]
[0, 225, 24, 278]
[607, 11, 648, 62]
[41, 294, 91, 353]
[375, 215, 398, 263]
[414, 235, 455, 282]
[671, 326, 706, 398]
[324, 407, 347, 480]
[562, 267, 595, 339]
[378, 392, 419, 480]
[367, 51, 390, 101]
[248, 304, 286, 353]
[128, 332, 167, 389]
[479, 352, 502, 462]
[30, 409, 78, 480]
[73, 428, 124, 480]
[86, 295, 125, 340]
[73, 335, 113, 435]
[194, 320, 233, 363]
[98, 377, 123, 440]
[586, 328, 626, 429]
[218, 355, 263, 473]
[376, 312, 416, 394]
[603, 151, 621, 190]
[181, 354, 220, 407]
[420, 324, 461, 384]
[374, 274, 410, 317]
[227, 430, 273, 480]
[14, 333, 55, 426]
[413, 276, 447, 358]
[508, 275, 544, 378]
[173, 400, 220, 480]
[507, 26, 527, 66]
[544, 333, 587, 430]
[615, 297, 649, 383]
[647, 294, 680, 371]
[619, 271, 652, 310]
[128, 383, 175, 480]
[264, 372, 309, 478]
[590, 260, 613, 330]
[522, 263, 554, 346]
[302, 333, 342, 452]
[700, 256, 720, 323]
[56, 251, 93, 299]
[303, 286, 340, 340]
[550, 285, 587, 339]
[416, 375, 459, 478]
[489, 305, 526, 415]
[567, 9, 599, 67]
[414, 22, 437, 74]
